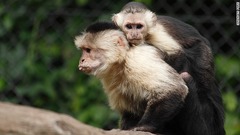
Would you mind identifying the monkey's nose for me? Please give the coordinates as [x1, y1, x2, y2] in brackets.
[132, 34, 138, 38]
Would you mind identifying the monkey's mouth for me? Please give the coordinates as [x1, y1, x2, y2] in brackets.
[128, 39, 142, 44]
[79, 66, 92, 74]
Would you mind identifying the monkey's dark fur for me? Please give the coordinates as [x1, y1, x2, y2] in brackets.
[113, 2, 225, 135]
[86, 22, 118, 33]
[156, 14, 225, 135]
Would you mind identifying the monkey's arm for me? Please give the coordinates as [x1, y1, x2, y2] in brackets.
[120, 112, 141, 130]
[133, 92, 185, 133]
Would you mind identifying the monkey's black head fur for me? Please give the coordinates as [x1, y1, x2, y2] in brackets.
[86, 22, 119, 33]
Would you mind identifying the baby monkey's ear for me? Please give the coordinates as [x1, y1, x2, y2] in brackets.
[145, 11, 158, 27]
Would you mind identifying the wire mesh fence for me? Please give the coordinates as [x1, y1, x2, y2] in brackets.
[0, 0, 239, 133]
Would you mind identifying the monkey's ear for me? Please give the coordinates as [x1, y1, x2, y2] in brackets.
[74, 35, 84, 49]
[145, 11, 157, 26]
[112, 13, 123, 27]
[74, 36, 82, 48]
[117, 36, 126, 47]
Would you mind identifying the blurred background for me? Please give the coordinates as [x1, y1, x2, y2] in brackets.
[0, 0, 239, 134]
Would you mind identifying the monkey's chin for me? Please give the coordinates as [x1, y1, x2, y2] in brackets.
[129, 39, 143, 45]
[81, 70, 92, 74]
[79, 66, 92, 74]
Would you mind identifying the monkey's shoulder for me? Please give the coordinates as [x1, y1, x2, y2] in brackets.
[127, 44, 164, 59]
[157, 15, 196, 31]
[125, 44, 184, 82]
[156, 15, 211, 49]
[157, 15, 202, 39]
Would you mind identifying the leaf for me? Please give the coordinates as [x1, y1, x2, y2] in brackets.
[223, 91, 238, 112]
[76, 0, 88, 6]
[225, 112, 240, 135]
[3, 14, 13, 30]
[215, 55, 240, 78]
[0, 77, 6, 92]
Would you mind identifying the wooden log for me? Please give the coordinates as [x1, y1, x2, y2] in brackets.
[0, 102, 154, 135]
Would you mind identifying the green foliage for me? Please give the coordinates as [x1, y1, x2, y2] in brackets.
[223, 91, 238, 112]
[0, 0, 121, 129]
[223, 91, 240, 135]
[216, 55, 240, 78]
[215, 55, 240, 135]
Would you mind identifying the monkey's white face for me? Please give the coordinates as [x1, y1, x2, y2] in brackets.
[122, 13, 148, 45]
[75, 30, 129, 77]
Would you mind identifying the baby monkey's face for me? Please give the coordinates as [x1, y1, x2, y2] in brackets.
[121, 13, 148, 45]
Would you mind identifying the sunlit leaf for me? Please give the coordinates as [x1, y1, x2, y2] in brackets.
[223, 91, 238, 112]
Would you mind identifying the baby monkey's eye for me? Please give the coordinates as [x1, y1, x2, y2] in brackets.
[125, 24, 132, 29]
[136, 24, 143, 29]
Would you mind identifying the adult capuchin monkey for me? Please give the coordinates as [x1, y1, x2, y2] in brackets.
[74, 22, 189, 134]
[112, 2, 225, 135]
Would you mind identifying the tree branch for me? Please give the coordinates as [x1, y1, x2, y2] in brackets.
[0, 102, 154, 135]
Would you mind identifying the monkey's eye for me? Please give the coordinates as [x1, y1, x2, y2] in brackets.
[85, 48, 91, 53]
[136, 24, 143, 29]
[125, 24, 132, 29]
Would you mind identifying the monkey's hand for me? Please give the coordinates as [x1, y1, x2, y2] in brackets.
[180, 72, 192, 82]
[131, 125, 157, 133]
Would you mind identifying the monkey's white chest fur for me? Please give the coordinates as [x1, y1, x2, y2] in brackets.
[101, 45, 188, 115]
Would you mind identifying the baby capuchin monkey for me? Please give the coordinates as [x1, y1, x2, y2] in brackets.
[112, 2, 225, 135]
[112, 2, 211, 79]
[74, 22, 188, 134]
